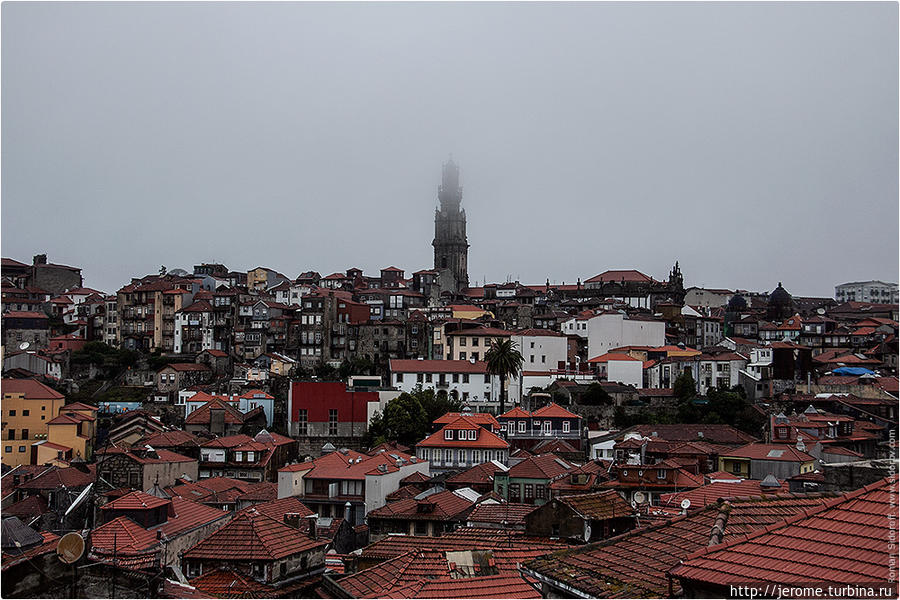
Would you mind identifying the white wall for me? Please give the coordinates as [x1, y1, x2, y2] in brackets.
[277, 468, 311, 499]
[364, 460, 430, 514]
[607, 360, 643, 388]
[391, 369, 500, 408]
[587, 313, 665, 359]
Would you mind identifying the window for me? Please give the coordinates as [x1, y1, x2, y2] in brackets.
[657, 469, 666, 479]
[18, 446, 26, 453]
[452, 373, 459, 383]
[541, 355, 546, 363]
[329, 409, 338, 436]
[247, 451, 256, 461]
[22, 410, 29, 417]
[468, 430, 477, 440]
[472, 352, 479, 361]
[484, 375, 490, 384]
[473, 450, 481, 463]
[509, 483, 521, 502]
[415, 521, 428, 535]
[235, 451, 243, 462]
[417, 373, 424, 383]
[444, 429, 454, 440]
[7, 430, 15, 441]
[425, 373, 433, 383]
[396, 373, 403, 383]
[285, 403, 309, 443]
[8, 410, 15, 417]
[518, 421, 526, 433]
[463, 374, 470, 383]
[21, 429, 28, 440]
[524, 484, 534, 500]
[444, 449, 452, 463]
[530, 355, 535, 363]
[4, 446, 11, 453]
[562, 421, 570, 433]
[460, 337, 467, 346]
[459, 352, 466, 360]
[544, 420, 551, 434]
[536, 484, 547, 500]
[530, 342, 535, 348]
[472, 338, 479, 347]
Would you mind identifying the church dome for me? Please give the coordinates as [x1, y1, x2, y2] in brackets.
[767, 282, 794, 320]
[726, 293, 747, 312]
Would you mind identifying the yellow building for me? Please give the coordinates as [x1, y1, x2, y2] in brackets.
[45, 402, 97, 463]
[448, 304, 493, 321]
[2, 378, 66, 467]
[445, 326, 512, 362]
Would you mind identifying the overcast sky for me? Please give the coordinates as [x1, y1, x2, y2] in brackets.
[2, 2, 897, 297]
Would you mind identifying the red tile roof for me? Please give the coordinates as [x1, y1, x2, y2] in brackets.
[185, 399, 247, 425]
[467, 502, 537, 526]
[628, 424, 757, 446]
[659, 480, 789, 509]
[298, 448, 417, 481]
[446, 461, 506, 487]
[1, 494, 49, 520]
[720, 443, 815, 462]
[433, 412, 499, 428]
[383, 574, 542, 599]
[238, 496, 314, 521]
[368, 489, 475, 521]
[523, 494, 836, 597]
[670, 476, 899, 589]
[183, 510, 326, 560]
[417, 417, 509, 450]
[340, 548, 542, 598]
[532, 403, 579, 419]
[90, 515, 158, 555]
[16, 464, 95, 490]
[360, 527, 571, 561]
[553, 489, 634, 520]
[1, 378, 64, 399]
[188, 567, 272, 597]
[585, 270, 654, 284]
[101, 491, 171, 512]
[390, 359, 489, 374]
[507, 454, 574, 480]
[498, 406, 532, 419]
[588, 352, 642, 363]
[139, 429, 203, 448]
[157, 498, 232, 537]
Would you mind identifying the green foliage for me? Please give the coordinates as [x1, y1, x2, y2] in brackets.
[673, 370, 697, 402]
[485, 338, 525, 414]
[363, 385, 463, 448]
[580, 383, 614, 406]
[70, 342, 137, 369]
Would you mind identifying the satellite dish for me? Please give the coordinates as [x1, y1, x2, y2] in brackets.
[583, 523, 592, 542]
[18, 342, 30, 350]
[57, 532, 85, 564]
[681, 499, 691, 510]
[633, 491, 646, 504]
[817, 308, 826, 315]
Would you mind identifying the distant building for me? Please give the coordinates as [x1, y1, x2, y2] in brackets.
[834, 280, 899, 304]
[432, 158, 469, 293]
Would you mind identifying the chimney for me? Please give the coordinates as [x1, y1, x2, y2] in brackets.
[344, 501, 352, 522]
[284, 512, 302, 528]
[33, 254, 47, 266]
[307, 514, 317, 539]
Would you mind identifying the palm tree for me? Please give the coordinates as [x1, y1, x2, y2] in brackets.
[485, 338, 524, 415]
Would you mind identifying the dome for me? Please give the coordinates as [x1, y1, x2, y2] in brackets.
[726, 293, 747, 312]
[767, 282, 794, 320]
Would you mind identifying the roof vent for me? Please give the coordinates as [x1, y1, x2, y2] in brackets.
[760, 474, 781, 489]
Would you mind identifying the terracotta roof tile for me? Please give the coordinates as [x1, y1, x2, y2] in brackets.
[101, 490, 171, 512]
[523, 494, 836, 597]
[670, 476, 899, 589]
[183, 510, 326, 561]
[467, 502, 537, 526]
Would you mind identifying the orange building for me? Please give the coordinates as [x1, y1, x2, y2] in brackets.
[2, 378, 66, 467]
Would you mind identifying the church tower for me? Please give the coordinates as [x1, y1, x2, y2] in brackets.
[432, 158, 469, 291]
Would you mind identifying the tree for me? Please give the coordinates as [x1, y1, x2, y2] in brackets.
[485, 338, 525, 415]
[580, 383, 614, 406]
[673, 370, 697, 402]
[379, 393, 429, 447]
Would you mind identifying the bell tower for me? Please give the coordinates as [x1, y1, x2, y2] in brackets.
[432, 158, 469, 291]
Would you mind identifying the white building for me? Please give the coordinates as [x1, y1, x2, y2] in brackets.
[835, 281, 898, 304]
[585, 312, 665, 360]
[389, 359, 502, 411]
[182, 389, 276, 427]
[587, 352, 644, 388]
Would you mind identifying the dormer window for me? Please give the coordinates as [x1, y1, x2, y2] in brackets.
[657, 469, 666, 479]
[444, 430, 454, 440]
[235, 451, 243, 462]
[468, 430, 477, 441]
[247, 451, 255, 461]
[777, 427, 788, 439]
